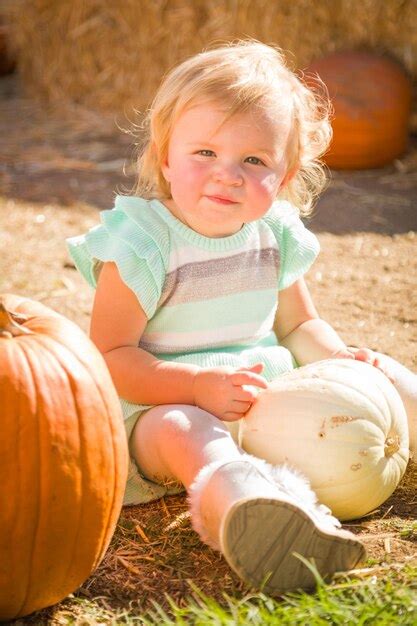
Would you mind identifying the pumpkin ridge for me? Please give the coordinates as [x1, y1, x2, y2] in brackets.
[261, 435, 406, 485]
[316, 458, 406, 504]
[285, 373, 392, 431]
[11, 338, 44, 618]
[32, 333, 118, 579]
[92, 382, 122, 567]
[279, 432, 383, 448]
[40, 330, 126, 569]
[16, 338, 80, 615]
[311, 452, 408, 489]
[306, 361, 396, 416]
[323, 369, 406, 439]
[64, 362, 116, 574]
[268, 385, 389, 435]
[15, 335, 94, 614]
[71, 347, 126, 566]
[0, 339, 32, 615]
[52, 333, 125, 566]
[58, 358, 89, 594]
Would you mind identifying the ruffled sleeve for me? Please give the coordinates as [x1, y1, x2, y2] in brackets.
[66, 196, 169, 319]
[262, 201, 320, 291]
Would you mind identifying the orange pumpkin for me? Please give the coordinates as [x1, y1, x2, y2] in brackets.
[308, 50, 412, 169]
[0, 294, 128, 620]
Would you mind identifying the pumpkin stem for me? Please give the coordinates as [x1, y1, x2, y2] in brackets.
[0, 302, 33, 338]
[384, 435, 400, 457]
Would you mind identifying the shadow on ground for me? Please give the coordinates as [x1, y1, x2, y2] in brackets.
[1, 75, 417, 235]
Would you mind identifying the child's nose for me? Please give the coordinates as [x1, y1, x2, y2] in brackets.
[213, 163, 243, 186]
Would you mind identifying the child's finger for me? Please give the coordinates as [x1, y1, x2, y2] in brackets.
[353, 348, 375, 364]
[231, 371, 268, 388]
[374, 358, 395, 383]
[234, 386, 260, 402]
[232, 399, 253, 413]
[336, 348, 355, 359]
[222, 411, 246, 422]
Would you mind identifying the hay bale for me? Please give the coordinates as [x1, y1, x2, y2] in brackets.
[0, 0, 17, 74]
[8, 0, 417, 117]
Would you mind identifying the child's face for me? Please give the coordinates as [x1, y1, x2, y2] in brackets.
[161, 100, 294, 237]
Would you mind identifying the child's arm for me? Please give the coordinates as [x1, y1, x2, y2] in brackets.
[90, 262, 267, 421]
[274, 279, 392, 377]
[273, 278, 352, 365]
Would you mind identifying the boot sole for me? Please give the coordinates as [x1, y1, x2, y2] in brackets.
[221, 497, 366, 595]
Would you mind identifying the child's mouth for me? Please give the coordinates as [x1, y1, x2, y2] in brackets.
[206, 195, 239, 205]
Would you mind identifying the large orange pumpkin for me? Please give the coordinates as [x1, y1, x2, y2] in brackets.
[308, 50, 412, 169]
[0, 294, 128, 620]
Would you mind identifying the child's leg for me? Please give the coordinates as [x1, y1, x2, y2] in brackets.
[129, 404, 242, 489]
[130, 404, 365, 594]
[374, 352, 417, 455]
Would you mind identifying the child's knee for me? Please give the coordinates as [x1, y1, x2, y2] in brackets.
[134, 404, 220, 448]
[160, 405, 222, 442]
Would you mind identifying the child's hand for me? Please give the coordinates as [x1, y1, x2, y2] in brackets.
[332, 347, 394, 382]
[193, 363, 268, 422]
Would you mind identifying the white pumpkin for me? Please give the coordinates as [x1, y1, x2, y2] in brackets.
[239, 359, 409, 521]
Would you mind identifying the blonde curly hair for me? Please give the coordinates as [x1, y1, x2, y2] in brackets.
[135, 40, 332, 216]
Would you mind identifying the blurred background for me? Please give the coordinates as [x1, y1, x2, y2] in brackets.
[1, 0, 417, 232]
[2, 0, 416, 119]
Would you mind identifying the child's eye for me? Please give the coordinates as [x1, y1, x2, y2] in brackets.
[197, 149, 215, 157]
[245, 156, 265, 166]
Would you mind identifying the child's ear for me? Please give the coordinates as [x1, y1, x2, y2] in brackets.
[154, 143, 170, 182]
[279, 165, 299, 190]
[161, 157, 171, 182]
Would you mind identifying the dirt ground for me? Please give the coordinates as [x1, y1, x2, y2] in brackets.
[0, 73, 416, 615]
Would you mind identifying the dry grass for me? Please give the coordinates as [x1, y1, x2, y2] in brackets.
[85, 463, 417, 613]
[17, 464, 416, 622]
[6, 0, 417, 115]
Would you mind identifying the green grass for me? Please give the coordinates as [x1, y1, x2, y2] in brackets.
[47, 564, 417, 625]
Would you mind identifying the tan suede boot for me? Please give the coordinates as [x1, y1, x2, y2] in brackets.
[188, 455, 366, 595]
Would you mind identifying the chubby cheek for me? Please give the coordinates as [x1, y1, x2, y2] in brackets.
[169, 159, 205, 184]
[263, 170, 284, 194]
[168, 160, 207, 199]
[249, 171, 281, 205]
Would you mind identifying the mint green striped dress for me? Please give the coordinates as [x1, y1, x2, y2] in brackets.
[66, 195, 320, 505]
